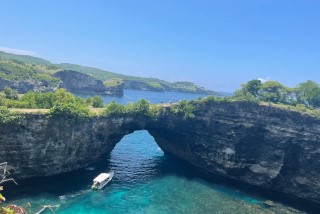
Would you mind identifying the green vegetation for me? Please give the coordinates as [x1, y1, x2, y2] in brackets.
[59, 63, 215, 94]
[86, 96, 104, 108]
[170, 100, 195, 119]
[0, 59, 60, 88]
[0, 51, 51, 65]
[103, 99, 160, 120]
[297, 80, 320, 107]
[0, 51, 215, 94]
[103, 78, 124, 87]
[103, 101, 126, 116]
[1, 52, 319, 120]
[235, 79, 320, 108]
[3, 87, 18, 100]
[0, 88, 102, 121]
[0, 107, 23, 124]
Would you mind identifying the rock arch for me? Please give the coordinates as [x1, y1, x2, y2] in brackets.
[0, 101, 320, 205]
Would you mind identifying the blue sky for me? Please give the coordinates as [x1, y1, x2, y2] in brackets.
[0, 0, 319, 92]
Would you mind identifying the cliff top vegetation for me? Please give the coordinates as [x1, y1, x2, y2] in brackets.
[1, 78, 320, 125]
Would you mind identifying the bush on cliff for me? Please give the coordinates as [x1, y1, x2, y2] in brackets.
[103, 101, 126, 116]
[235, 79, 320, 108]
[0, 107, 22, 124]
[103, 99, 160, 120]
[49, 101, 90, 120]
[126, 99, 151, 116]
[48, 89, 90, 120]
[2, 89, 104, 109]
[170, 100, 195, 119]
[86, 96, 104, 108]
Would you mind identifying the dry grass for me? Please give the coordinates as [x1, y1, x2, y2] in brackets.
[9, 108, 49, 114]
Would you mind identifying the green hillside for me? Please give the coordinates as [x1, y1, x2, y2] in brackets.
[0, 56, 60, 87]
[59, 63, 217, 94]
[0, 51, 218, 95]
[0, 51, 51, 65]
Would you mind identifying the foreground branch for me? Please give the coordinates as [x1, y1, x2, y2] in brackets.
[0, 162, 18, 185]
[35, 205, 60, 214]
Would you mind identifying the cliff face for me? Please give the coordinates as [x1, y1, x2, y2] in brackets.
[148, 102, 320, 205]
[54, 70, 123, 96]
[0, 114, 143, 178]
[0, 102, 319, 205]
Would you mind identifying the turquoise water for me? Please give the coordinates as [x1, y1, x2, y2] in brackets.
[4, 90, 314, 213]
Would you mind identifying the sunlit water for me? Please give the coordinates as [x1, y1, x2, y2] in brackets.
[3, 90, 317, 213]
[80, 89, 208, 105]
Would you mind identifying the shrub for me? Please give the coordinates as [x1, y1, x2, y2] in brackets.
[126, 99, 151, 116]
[86, 96, 104, 108]
[170, 100, 195, 119]
[49, 101, 90, 120]
[0, 95, 7, 106]
[0, 106, 22, 124]
[103, 101, 126, 116]
[3, 87, 18, 100]
[48, 89, 90, 120]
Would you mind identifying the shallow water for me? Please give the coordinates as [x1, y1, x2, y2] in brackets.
[3, 90, 316, 213]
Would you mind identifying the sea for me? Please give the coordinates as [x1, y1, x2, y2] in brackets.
[3, 90, 317, 213]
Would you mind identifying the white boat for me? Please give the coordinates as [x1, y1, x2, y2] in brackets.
[91, 171, 114, 190]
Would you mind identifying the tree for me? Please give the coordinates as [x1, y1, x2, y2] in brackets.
[246, 79, 262, 97]
[86, 96, 104, 108]
[3, 87, 18, 100]
[259, 81, 287, 103]
[234, 79, 262, 100]
[170, 100, 195, 119]
[103, 101, 125, 116]
[297, 80, 320, 108]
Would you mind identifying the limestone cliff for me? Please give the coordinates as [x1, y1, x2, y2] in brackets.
[148, 102, 320, 205]
[0, 101, 319, 205]
[54, 70, 123, 96]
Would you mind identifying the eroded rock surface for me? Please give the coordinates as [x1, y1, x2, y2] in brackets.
[0, 101, 319, 205]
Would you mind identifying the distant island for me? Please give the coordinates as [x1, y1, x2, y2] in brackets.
[0, 51, 220, 96]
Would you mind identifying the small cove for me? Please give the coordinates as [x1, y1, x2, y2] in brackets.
[3, 90, 317, 213]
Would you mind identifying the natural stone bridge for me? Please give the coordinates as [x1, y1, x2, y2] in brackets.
[0, 101, 320, 205]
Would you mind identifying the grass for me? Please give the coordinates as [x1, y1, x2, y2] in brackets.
[5, 98, 320, 122]
[103, 78, 124, 87]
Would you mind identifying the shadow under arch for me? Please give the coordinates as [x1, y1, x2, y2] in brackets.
[3, 129, 190, 198]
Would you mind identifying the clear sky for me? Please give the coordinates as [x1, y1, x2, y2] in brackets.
[0, 0, 319, 92]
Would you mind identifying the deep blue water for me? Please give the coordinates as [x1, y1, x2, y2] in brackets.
[80, 89, 207, 105]
[4, 90, 314, 213]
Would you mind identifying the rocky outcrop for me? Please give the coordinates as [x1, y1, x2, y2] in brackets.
[0, 78, 57, 93]
[0, 101, 319, 205]
[104, 81, 124, 97]
[123, 80, 220, 95]
[54, 70, 123, 96]
[124, 80, 165, 92]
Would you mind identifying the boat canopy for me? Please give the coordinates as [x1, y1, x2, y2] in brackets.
[93, 173, 110, 183]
